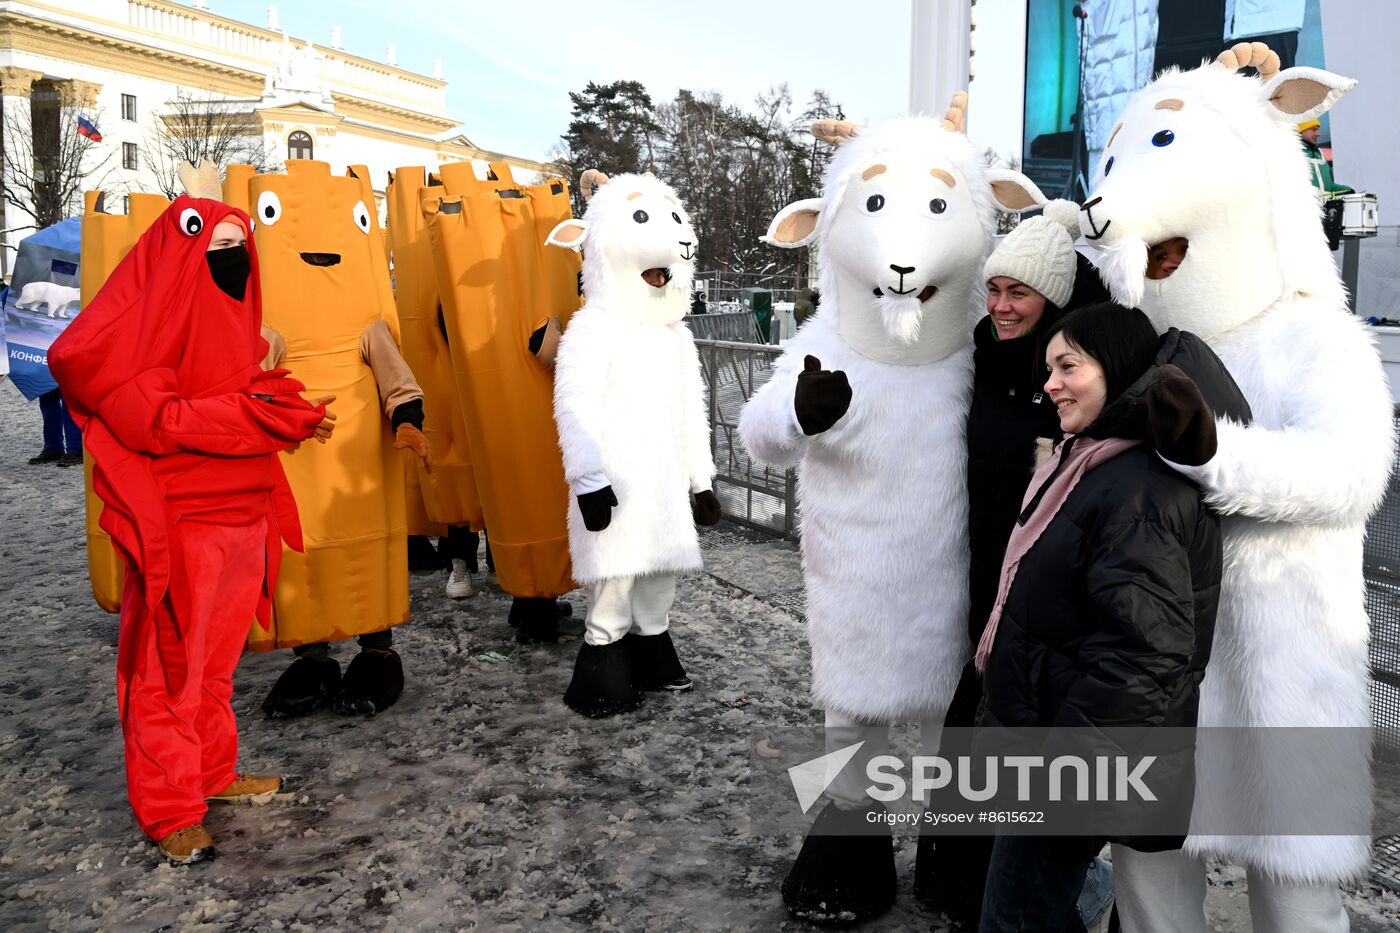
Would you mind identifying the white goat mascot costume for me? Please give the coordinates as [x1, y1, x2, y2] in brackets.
[546, 171, 719, 719]
[739, 98, 1045, 924]
[1084, 43, 1394, 932]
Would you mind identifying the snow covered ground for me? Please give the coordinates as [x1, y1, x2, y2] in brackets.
[3, 380, 1400, 931]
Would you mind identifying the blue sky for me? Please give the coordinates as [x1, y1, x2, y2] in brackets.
[207, 0, 1025, 162]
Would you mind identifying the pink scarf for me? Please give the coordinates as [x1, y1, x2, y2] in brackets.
[974, 435, 1141, 671]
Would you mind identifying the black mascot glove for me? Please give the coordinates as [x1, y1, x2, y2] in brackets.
[692, 489, 722, 526]
[577, 486, 618, 532]
[1146, 364, 1218, 466]
[794, 355, 852, 436]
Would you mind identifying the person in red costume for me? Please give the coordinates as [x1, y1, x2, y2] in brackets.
[49, 196, 335, 865]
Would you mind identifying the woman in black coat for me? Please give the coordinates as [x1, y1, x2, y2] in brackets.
[918, 204, 1112, 926]
[974, 304, 1228, 933]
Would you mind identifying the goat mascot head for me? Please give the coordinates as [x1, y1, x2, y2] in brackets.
[1081, 42, 1356, 339]
[546, 170, 698, 327]
[762, 95, 1046, 365]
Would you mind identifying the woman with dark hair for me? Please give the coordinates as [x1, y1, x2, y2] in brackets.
[918, 200, 1113, 927]
[973, 303, 1227, 931]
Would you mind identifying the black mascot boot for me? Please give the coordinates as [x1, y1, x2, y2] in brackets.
[780, 799, 897, 926]
[262, 656, 341, 718]
[912, 829, 991, 929]
[563, 641, 644, 717]
[621, 631, 692, 691]
[510, 596, 560, 644]
[334, 648, 404, 716]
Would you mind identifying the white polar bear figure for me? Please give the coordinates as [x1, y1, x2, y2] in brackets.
[1083, 41, 1394, 931]
[546, 170, 718, 718]
[738, 98, 1045, 924]
[16, 281, 81, 319]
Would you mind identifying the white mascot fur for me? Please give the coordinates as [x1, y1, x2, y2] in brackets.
[1083, 42, 1394, 932]
[546, 170, 719, 718]
[739, 98, 1046, 924]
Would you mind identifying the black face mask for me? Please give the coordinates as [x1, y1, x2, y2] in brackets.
[206, 245, 250, 300]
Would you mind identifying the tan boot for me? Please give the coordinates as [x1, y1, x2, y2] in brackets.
[206, 773, 283, 805]
[156, 824, 216, 865]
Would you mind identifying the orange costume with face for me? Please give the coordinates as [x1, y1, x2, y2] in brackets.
[421, 163, 582, 600]
[224, 160, 422, 651]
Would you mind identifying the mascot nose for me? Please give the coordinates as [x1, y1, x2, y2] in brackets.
[889, 263, 915, 276]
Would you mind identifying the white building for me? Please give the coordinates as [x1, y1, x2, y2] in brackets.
[0, 0, 554, 267]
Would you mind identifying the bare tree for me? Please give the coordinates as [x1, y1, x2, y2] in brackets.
[146, 90, 281, 198]
[1, 92, 117, 232]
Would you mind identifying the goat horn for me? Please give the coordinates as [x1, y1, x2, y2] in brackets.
[811, 120, 858, 146]
[942, 90, 968, 133]
[579, 168, 610, 201]
[178, 159, 221, 200]
[1215, 41, 1281, 79]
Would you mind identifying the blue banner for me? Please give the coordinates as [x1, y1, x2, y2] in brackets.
[4, 218, 81, 400]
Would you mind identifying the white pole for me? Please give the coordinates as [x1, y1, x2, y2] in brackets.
[909, 0, 973, 120]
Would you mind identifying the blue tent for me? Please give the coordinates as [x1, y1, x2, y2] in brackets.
[3, 217, 82, 400]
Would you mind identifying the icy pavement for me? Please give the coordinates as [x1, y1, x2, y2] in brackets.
[3, 380, 1400, 931]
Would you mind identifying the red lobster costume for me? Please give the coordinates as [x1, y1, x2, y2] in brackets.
[50, 196, 326, 839]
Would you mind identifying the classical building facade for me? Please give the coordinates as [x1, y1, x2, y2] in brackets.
[0, 0, 553, 266]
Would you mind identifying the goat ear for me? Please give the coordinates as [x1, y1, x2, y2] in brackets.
[547, 218, 589, 251]
[986, 169, 1046, 213]
[1263, 67, 1356, 122]
[763, 198, 824, 248]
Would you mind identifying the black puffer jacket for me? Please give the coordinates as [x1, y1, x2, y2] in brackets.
[979, 328, 1247, 732]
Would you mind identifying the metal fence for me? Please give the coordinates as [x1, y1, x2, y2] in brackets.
[694, 269, 805, 308]
[685, 310, 763, 344]
[1366, 411, 1400, 757]
[693, 338, 797, 537]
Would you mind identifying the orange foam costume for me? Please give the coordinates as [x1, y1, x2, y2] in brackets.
[421, 162, 583, 639]
[384, 166, 484, 533]
[224, 160, 429, 716]
[50, 196, 326, 840]
[78, 190, 171, 613]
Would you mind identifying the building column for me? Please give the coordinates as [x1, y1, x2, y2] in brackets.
[58, 79, 104, 173]
[0, 67, 43, 274]
[55, 79, 105, 234]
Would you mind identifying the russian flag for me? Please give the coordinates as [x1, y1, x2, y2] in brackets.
[76, 116, 102, 143]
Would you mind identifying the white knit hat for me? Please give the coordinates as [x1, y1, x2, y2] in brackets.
[983, 199, 1082, 308]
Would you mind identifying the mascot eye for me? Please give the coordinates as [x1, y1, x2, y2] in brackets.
[1152, 129, 1175, 147]
[633, 209, 649, 223]
[672, 211, 683, 224]
[1104, 156, 1115, 176]
[863, 194, 886, 214]
[257, 191, 283, 226]
[352, 200, 371, 234]
[178, 208, 203, 237]
[929, 198, 948, 215]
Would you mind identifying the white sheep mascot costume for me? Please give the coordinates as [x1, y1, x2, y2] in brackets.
[1083, 43, 1394, 932]
[739, 97, 1045, 924]
[546, 170, 719, 718]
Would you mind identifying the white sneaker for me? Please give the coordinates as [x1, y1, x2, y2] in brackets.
[445, 559, 474, 598]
